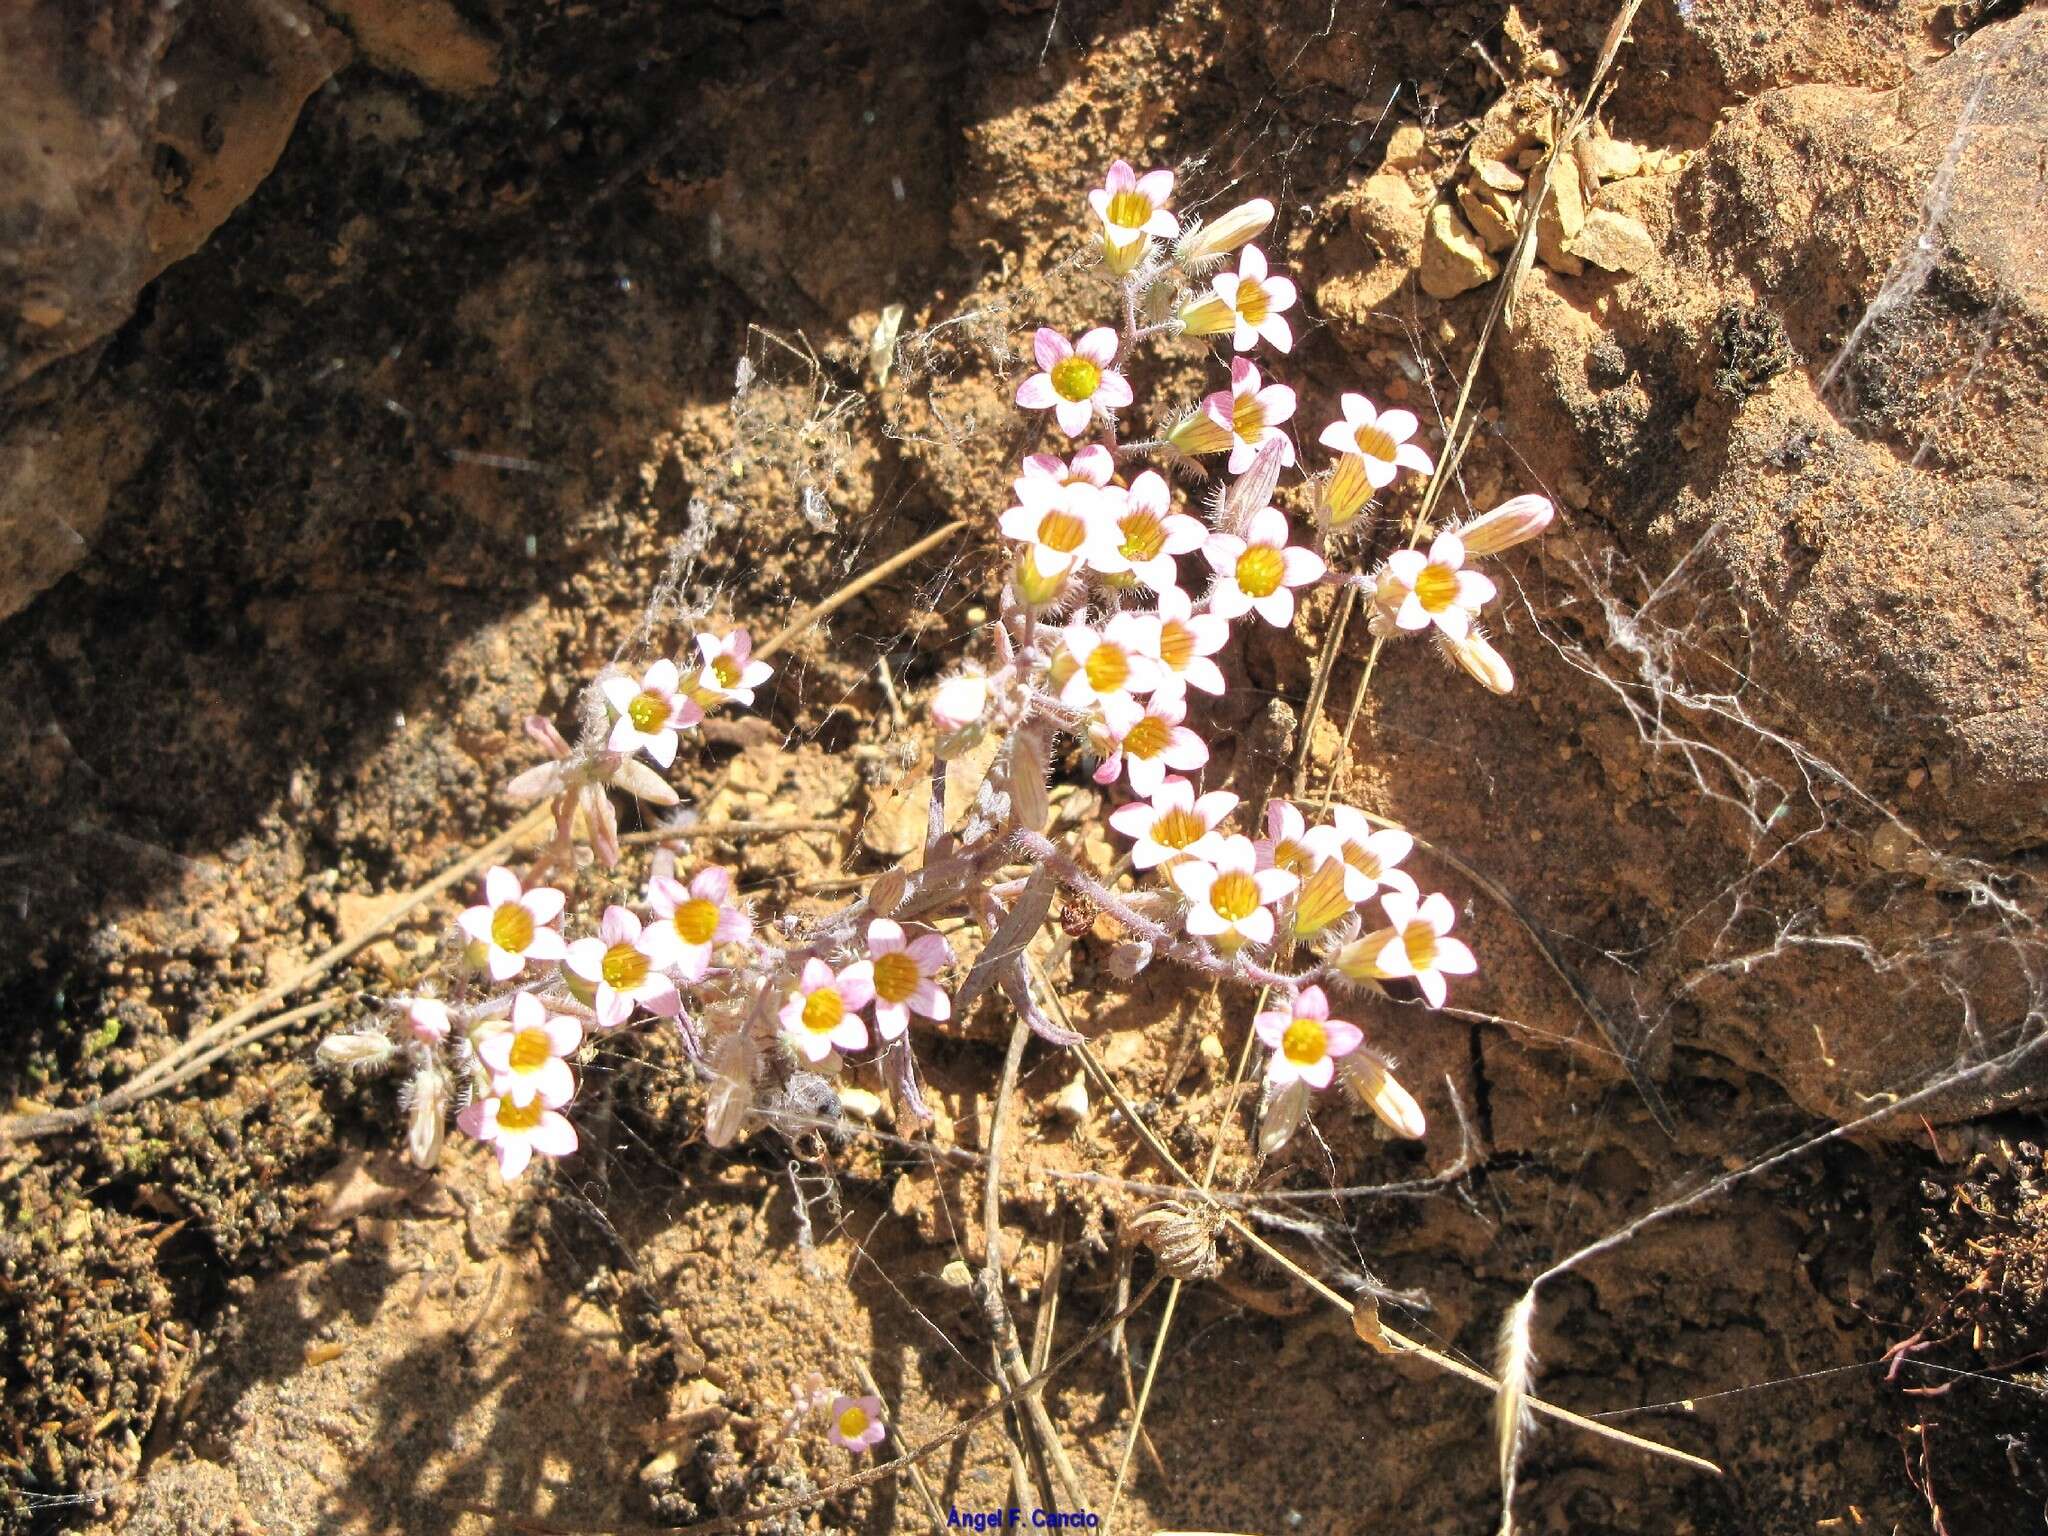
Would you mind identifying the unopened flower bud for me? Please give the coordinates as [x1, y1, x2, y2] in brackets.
[1321, 453, 1376, 531]
[1012, 547, 1077, 611]
[1258, 1075, 1311, 1156]
[407, 1065, 449, 1169]
[931, 672, 991, 759]
[1164, 406, 1234, 458]
[1438, 628, 1515, 694]
[318, 1030, 395, 1074]
[1338, 1051, 1426, 1139]
[1454, 493, 1554, 557]
[1175, 293, 1235, 337]
[1176, 197, 1275, 268]
[1010, 729, 1051, 834]
[610, 757, 681, 807]
[1107, 939, 1155, 979]
[405, 997, 451, 1043]
[1290, 857, 1355, 942]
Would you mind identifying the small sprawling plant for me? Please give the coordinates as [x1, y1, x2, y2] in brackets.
[319, 156, 1553, 1449]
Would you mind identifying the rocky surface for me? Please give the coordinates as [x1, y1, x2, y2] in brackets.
[1, 1, 2043, 1532]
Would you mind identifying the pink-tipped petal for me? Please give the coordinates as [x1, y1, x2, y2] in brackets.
[484, 867, 523, 908]
[1032, 327, 1071, 371]
[1074, 327, 1120, 366]
[1016, 373, 1057, 410]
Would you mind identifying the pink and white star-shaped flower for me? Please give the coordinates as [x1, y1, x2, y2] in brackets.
[1212, 244, 1298, 353]
[1201, 357, 1297, 474]
[1015, 327, 1133, 439]
[1087, 160, 1179, 256]
[458, 1092, 577, 1181]
[1093, 470, 1205, 593]
[1379, 530, 1497, 641]
[1254, 985, 1364, 1090]
[1345, 890, 1478, 1008]
[1000, 475, 1119, 579]
[456, 866, 568, 982]
[779, 957, 875, 1064]
[841, 919, 953, 1041]
[565, 905, 681, 1029]
[1203, 506, 1325, 628]
[1090, 691, 1208, 799]
[826, 1393, 888, 1453]
[1325, 806, 1419, 905]
[1107, 776, 1238, 870]
[477, 991, 582, 1109]
[1317, 394, 1436, 490]
[1173, 834, 1298, 949]
[692, 628, 774, 708]
[1058, 614, 1162, 709]
[602, 658, 704, 768]
[646, 866, 752, 983]
[1148, 586, 1230, 698]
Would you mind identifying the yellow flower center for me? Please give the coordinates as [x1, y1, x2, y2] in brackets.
[1235, 281, 1270, 326]
[1151, 808, 1207, 850]
[1158, 619, 1195, 672]
[1050, 356, 1102, 403]
[1354, 424, 1397, 462]
[1106, 189, 1152, 229]
[1270, 836, 1311, 876]
[1123, 715, 1170, 760]
[674, 898, 720, 946]
[801, 986, 845, 1034]
[1230, 392, 1266, 442]
[627, 690, 669, 733]
[711, 655, 741, 689]
[601, 942, 649, 991]
[1403, 922, 1439, 973]
[1083, 643, 1131, 695]
[1038, 508, 1087, 554]
[1118, 511, 1167, 562]
[1210, 871, 1260, 923]
[1342, 840, 1385, 879]
[873, 950, 922, 1004]
[490, 904, 535, 953]
[1235, 545, 1285, 599]
[1281, 1017, 1328, 1066]
[496, 1098, 543, 1133]
[836, 1404, 872, 1440]
[1414, 562, 1460, 612]
[508, 1027, 552, 1072]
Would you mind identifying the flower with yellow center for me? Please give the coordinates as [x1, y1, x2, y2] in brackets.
[456, 866, 568, 982]
[1380, 530, 1497, 642]
[646, 865, 751, 983]
[1202, 506, 1327, 629]
[1149, 586, 1230, 697]
[457, 1091, 577, 1181]
[601, 658, 704, 768]
[1172, 834, 1298, 949]
[1058, 614, 1162, 709]
[1107, 775, 1238, 870]
[1000, 474, 1118, 577]
[1085, 470, 1206, 594]
[1316, 392, 1436, 492]
[826, 1392, 887, 1452]
[841, 918, 955, 1040]
[691, 627, 774, 709]
[1209, 244, 1298, 353]
[1015, 326, 1133, 438]
[1199, 357, 1298, 475]
[1091, 691, 1209, 799]
[1254, 985, 1365, 1090]
[477, 991, 583, 1108]
[565, 905, 681, 1029]
[1087, 159, 1179, 275]
[1325, 806, 1419, 905]
[1334, 890, 1477, 1009]
[779, 957, 874, 1063]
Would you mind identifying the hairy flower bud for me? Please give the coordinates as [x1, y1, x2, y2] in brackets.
[1453, 493, 1554, 557]
[1321, 453, 1376, 531]
[1175, 293, 1235, 337]
[1012, 547, 1077, 611]
[1164, 405, 1235, 458]
[931, 672, 991, 759]
[408, 1064, 449, 1168]
[1338, 1051, 1426, 1139]
[1176, 197, 1275, 268]
[1438, 628, 1515, 694]
[318, 1030, 395, 1075]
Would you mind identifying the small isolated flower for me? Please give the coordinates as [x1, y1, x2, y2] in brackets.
[1001, 469, 1118, 575]
[843, 919, 953, 1041]
[1202, 357, 1298, 474]
[1177, 196, 1275, 267]
[601, 658, 704, 768]
[1326, 807, 1419, 904]
[1338, 890, 1477, 1008]
[1174, 835, 1298, 949]
[1211, 245, 1298, 353]
[1380, 530, 1497, 641]
[647, 866, 752, 983]
[692, 628, 774, 708]
[566, 905, 681, 1029]
[931, 670, 992, 756]
[1454, 492, 1555, 557]
[1091, 691, 1208, 799]
[477, 991, 582, 1108]
[1095, 470, 1205, 593]
[1317, 395, 1435, 490]
[1016, 327, 1133, 438]
[1107, 775, 1237, 870]
[1255, 985, 1364, 1090]
[779, 956, 874, 1063]
[1149, 586, 1230, 697]
[1204, 506, 1325, 628]
[1058, 615, 1162, 709]
[458, 1092, 576, 1181]
[827, 1393, 887, 1453]
[405, 996, 451, 1044]
[457, 866, 568, 982]
[1088, 159, 1178, 271]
